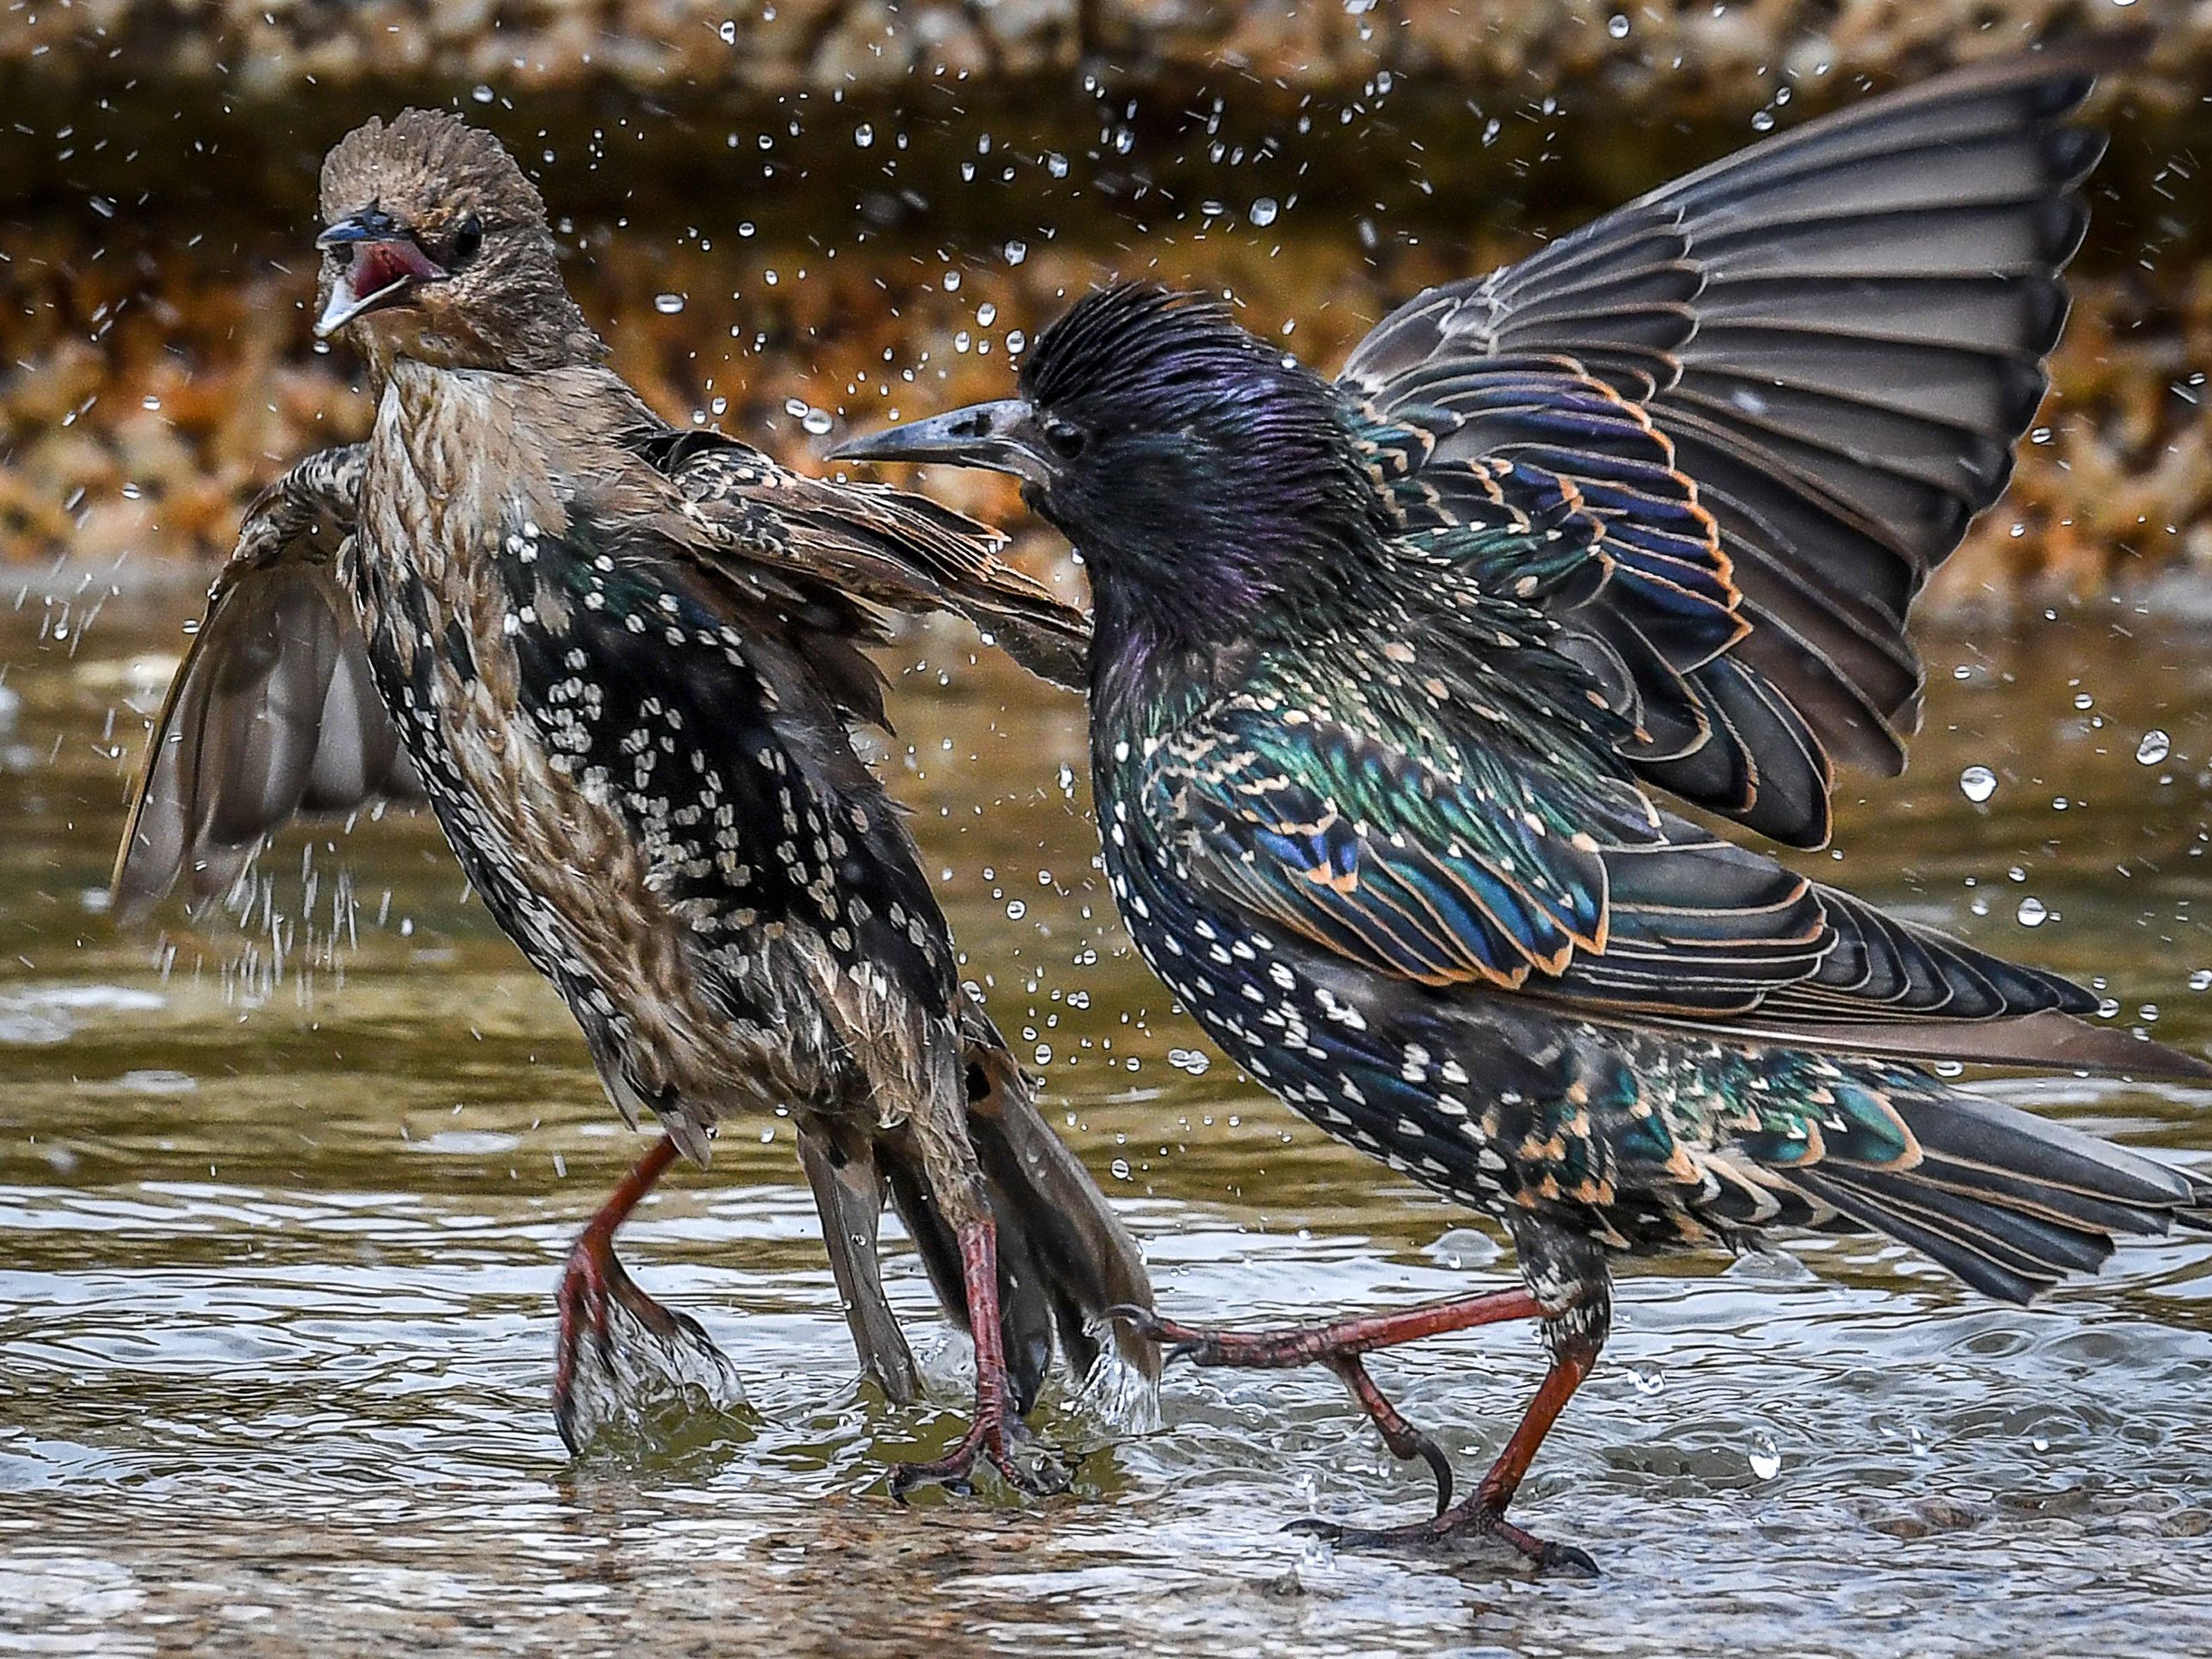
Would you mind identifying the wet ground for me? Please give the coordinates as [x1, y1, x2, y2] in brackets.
[3, 581, 2210, 1656]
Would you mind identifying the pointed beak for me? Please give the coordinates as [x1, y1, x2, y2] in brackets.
[829, 399, 1056, 486]
[314, 212, 448, 338]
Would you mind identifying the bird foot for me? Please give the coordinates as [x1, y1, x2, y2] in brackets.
[552, 1230, 740, 1455]
[888, 1406, 1071, 1503]
[1104, 1305, 1469, 1516]
[1289, 1505, 1598, 1576]
[1103, 1303, 1332, 1370]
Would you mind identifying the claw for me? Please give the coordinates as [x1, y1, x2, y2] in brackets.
[889, 1411, 1071, 1502]
[1415, 1433, 1455, 1518]
[1100, 1303, 1173, 1346]
[1286, 1505, 1598, 1575]
[1097, 1306, 1245, 1368]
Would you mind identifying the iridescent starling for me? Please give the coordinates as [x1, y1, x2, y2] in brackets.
[835, 50, 2210, 1564]
[112, 109, 1156, 1489]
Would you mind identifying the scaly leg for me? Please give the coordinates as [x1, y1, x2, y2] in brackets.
[553, 1135, 722, 1452]
[1111, 1286, 1542, 1368]
[888, 1216, 1071, 1500]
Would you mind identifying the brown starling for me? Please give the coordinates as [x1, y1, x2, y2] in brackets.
[113, 109, 1156, 1490]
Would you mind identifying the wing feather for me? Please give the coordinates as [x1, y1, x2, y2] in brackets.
[111, 446, 424, 920]
[1341, 46, 2124, 847]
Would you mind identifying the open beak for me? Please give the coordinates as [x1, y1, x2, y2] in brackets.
[829, 399, 1057, 486]
[314, 211, 448, 338]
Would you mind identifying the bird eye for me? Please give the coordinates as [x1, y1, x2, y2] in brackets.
[1043, 419, 1086, 459]
[449, 214, 484, 265]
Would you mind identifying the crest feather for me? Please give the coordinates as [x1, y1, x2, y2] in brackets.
[319, 108, 545, 229]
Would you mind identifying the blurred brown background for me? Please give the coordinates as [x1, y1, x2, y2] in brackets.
[3, 0, 2208, 604]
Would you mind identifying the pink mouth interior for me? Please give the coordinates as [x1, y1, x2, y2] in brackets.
[347, 238, 444, 300]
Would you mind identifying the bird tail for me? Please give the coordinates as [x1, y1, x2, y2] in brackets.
[1782, 1087, 2205, 1305]
[802, 1016, 1158, 1414]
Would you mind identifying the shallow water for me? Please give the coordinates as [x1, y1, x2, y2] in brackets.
[3, 587, 2210, 1656]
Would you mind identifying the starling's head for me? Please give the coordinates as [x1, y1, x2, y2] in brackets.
[833, 285, 1388, 659]
[315, 109, 603, 375]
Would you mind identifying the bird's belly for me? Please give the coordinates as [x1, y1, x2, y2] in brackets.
[1110, 851, 1534, 1220]
[347, 566, 851, 1129]
[1108, 842, 1737, 1254]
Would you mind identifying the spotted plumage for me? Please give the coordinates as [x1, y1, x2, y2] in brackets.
[836, 47, 2210, 1566]
[115, 108, 1154, 1486]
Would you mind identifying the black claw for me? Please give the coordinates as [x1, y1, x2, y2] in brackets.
[1540, 1541, 1601, 1578]
[1100, 1303, 1159, 1336]
[1414, 1437, 1454, 1517]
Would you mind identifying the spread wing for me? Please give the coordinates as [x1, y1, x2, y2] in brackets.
[1341, 46, 2122, 849]
[112, 446, 424, 920]
[1144, 674, 2207, 1079]
[642, 430, 1092, 690]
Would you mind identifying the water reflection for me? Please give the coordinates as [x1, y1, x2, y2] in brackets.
[3, 595, 2211, 1653]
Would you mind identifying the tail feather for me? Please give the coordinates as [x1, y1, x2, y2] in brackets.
[874, 1117, 1062, 1413]
[798, 1020, 1158, 1414]
[1777, 1087, 2197, 1304]
[795, 1124, 925, 1405]
[962, 1035, 1162, 1390]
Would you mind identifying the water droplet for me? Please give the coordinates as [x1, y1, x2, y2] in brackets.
[784, 397, 809, 419]
[1005, 899, 1027, 920]
[719, 18, 737, 43]
[737, 221, 756, 238]
[1035, 1043, 1053, 1065]
[2137, 728, 2172, 765]
[1751, 109, 1775, 133]
[1748, 1433, 1781, 1480]
[1959, 765, 1997, 803]
[1045, 152, 1069, 178]
[1608, 11, 1630, 35]
[2073, 691, 2095, 711]
[1168, 1048, 1211, 1075]
[654, 293, 686, 314]
[472, 84, 495, 104]
[2189, 969, 2211, 992]
[1109, 1157, 1131, 1180]
[1003, 239, 1028, 266]
[976, 301, 997, 327]
[2141, 1003, 2161, 1024]
[942, 270, 961, 293]
[1249, 196, 1279, 227]
[853, 123, 874, 149]
[2017, 896, 2048, 927]
[800, 408, 833, 437]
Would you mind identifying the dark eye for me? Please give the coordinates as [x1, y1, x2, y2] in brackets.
[449, 214, 484, 265]
[1043, 419, 1086, 458]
